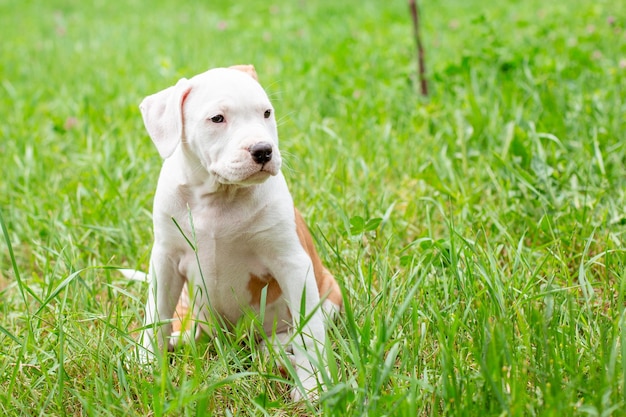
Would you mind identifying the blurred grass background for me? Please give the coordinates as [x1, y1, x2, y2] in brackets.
[1, 0, 626, 415]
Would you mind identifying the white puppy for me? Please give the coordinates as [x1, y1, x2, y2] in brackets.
[136, 65, 342, 401]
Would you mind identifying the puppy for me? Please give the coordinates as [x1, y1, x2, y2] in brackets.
[136, 65, 342, 401]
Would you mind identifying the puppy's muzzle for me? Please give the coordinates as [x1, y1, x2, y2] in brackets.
[249, 142, 273, 165]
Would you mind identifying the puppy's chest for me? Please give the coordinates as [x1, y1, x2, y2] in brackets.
[176, 206, 279, 310]
[180, 212, 269, 274]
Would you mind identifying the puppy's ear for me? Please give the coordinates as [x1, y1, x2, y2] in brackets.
[139, 78, 192, 159]
[229, 64, 259, 82]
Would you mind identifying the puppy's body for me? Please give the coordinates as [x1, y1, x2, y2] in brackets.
[153, 164, 312, 332]
[137, 66, 341, 401]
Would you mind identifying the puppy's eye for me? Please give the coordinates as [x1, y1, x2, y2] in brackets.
[264, 109, 272, 119]
[210, 115, 225, 123]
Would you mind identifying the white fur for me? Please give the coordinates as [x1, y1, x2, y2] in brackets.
[137, 67, 328, 401]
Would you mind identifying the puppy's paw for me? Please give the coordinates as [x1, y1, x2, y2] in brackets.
[259, 332, 296, 375]
[168, 329, 196, 348]
[322, 299, 341, 321]
[135, 331, 161, 365]
[290, 382, 320, 403]
[290, 387, 305, 402]
[291, 366, 323, 402]
[135, 346, 156, 366]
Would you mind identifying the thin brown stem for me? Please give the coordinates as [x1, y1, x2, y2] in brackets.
[409, 0, 428, 96]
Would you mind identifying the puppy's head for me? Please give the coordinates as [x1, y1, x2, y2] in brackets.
[139, 65, 281, 186]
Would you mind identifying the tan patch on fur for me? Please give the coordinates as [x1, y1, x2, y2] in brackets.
[247, 273, 282, 306]
[229, 64, 259, 81]
[171, 305, 189, 334]
[172, 283, 192, 334]
[294, 209, 343, 307]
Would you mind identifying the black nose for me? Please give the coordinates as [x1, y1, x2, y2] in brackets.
[249, 142, 273, 164]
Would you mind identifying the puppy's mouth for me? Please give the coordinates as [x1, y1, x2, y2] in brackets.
[245, 167, 273, 183]
[212, 165, 276, 186]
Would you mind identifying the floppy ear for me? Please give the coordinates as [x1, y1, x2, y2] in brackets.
[229, 64, 259, 82]
[139, 78, 192, 159]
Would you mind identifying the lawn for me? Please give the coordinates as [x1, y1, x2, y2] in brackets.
[1, 0, 626, 415]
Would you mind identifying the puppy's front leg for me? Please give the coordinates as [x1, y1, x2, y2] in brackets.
[139, 246, 185, 362]
[276, 255, 327, 401]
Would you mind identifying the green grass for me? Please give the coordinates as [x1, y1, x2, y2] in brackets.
[1, 0, 626, 415]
